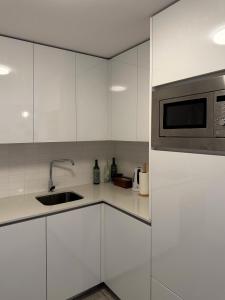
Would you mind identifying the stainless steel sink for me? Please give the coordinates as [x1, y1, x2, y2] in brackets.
[36, 192, 83, 206]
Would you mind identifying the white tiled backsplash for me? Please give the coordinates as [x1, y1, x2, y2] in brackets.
[0, 141, 149, 198]
[115, 142, 149, 177]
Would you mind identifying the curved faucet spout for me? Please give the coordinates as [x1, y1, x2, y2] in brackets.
[48, 159, 75, 192]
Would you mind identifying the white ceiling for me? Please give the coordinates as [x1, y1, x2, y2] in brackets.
[0, 0, 176, 58]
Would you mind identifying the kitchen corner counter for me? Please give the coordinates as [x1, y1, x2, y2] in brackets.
[0, 183, 151, 227]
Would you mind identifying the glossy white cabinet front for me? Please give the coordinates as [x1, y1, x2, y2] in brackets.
[0, 36, 33, 143]
[151, 150, 225, 300]
[76, 54, 109, 141]
[152, 278, 182, 300]
[152, 0, 225, 86]
[137, 41, 150, 142]
[103, 205, 151, 300]
[0, 219, 46, 300]
[47, 205, 101, 300]
[110, 42, 149, 141]
[34, 44, 76, 142]
[110, 48, 138, 141]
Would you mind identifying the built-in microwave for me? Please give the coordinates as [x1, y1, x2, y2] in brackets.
[152, 72, 225, 155]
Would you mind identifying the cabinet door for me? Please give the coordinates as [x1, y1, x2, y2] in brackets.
[34, 44, 76, 142]
[152, 149, 225, 300]
[110, 48, 138, 141]
[76, 54, 109, 141]
[0, 36, 33, 143]
[47, 205, 101, 300]
[103, 205, 151, 300]
[152, 0, 225, 86]
[152, 278, 182, 300]
[0, 218, 46, 300]
[137, 41, 150, 142]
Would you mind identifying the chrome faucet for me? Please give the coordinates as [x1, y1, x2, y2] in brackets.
[48, 159, 75, 192]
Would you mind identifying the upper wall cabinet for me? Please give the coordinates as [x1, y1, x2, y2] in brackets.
[76, 54, 109, 141]
[110, 47, 138, 141]
[137, 41, 150, 142]
[34, 45, 76, 142]
[152, 0, 225, 86]
[0, 36, 33, 143]
[110, 42, 149, 142]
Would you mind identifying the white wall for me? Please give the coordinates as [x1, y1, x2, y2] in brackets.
[0, 141, 149, 198]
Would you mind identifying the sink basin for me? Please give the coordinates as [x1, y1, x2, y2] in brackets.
[36, 192, 83, 206]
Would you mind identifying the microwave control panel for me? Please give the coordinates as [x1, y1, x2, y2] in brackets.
[215, 91, 225, 137]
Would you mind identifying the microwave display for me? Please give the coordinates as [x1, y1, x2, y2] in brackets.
[163, 98, 207, 129]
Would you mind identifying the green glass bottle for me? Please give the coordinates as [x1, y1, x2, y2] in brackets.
[93, 159, 100, 185]
[111, 157, 117, 180]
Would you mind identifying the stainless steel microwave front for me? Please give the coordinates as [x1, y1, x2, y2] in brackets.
[214, 90, 225, 137]
[152, 72, 225, 155]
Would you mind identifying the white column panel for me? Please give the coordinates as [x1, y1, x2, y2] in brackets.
[152, 149, 225, 300]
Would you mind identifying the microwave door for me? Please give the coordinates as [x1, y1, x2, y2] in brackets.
[159, 93, 214, 138]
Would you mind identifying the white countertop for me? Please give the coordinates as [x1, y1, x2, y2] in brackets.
[0, 183, 150, 226]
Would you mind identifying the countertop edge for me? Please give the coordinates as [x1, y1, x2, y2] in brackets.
[0, 199, 151, 228]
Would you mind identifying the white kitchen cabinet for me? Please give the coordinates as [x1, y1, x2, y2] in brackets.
[0, 218, 46, 300]
[152, 0, 225, 86]
[151, 149, 225, 300]
[152, 278, 182, 300]
[110, 43, 150, 142]
[76, 54, 109, 141]
[137, 41, 150, 142]
[34, 44, 76, 142]
[103, 205, 151, 300]
[110, 48, 138, 141]
[47, 205, 101, 300]
[0, 36, 33, 143]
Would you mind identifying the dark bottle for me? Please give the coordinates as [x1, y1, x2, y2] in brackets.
[93, 160, 100, 185]
[111, 157, 117, 180]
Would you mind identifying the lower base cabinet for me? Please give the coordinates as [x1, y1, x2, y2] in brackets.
[0, 218, 46, 300]
[103, 205, 151, 300]
[0, 203, 151, 300]
[151, 278, 182, 300]
[47, 205, 101, 300]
